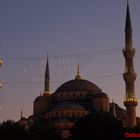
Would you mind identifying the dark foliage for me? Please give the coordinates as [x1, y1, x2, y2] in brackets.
[28, 118, 62, 140]
[0, 120, 29, 140]
[0, 119, 63, 140]
[69, 111, 125, 140]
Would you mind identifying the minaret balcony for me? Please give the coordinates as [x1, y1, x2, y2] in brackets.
[123, 47, 135, 58]
[124, 97, 138, 106]
[123, 72, 136, 82]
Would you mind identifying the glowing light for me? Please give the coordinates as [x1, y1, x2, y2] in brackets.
[0, 59, 3, 66]
[0, 82, 2, 88]
[124, 97, 137, 102]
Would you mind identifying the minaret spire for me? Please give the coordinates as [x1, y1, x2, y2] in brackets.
[125, 0, 131, 31]
[123, 1, 137, 127]
[125, 0, 132, 48]
[127, 0, 129, 5]
[43, 54, 50, 95]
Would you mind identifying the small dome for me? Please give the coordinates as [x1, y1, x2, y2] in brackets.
[94, 92, 108, 98]
[51, 103, 86, 111]
[34, 95, 48, 102]
[55, 79, 101, 93]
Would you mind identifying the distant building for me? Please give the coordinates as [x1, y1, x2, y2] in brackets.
[19, 2, 139, 139]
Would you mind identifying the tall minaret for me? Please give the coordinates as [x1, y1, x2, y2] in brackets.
[123, 1, 137, 127]
[43, 55, 50, 95]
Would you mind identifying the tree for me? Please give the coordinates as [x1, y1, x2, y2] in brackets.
[69, 111, 125, 140]
[0, 119, 63, 140]
[0, 120, 29, 140]
[28, 118, 63, 140]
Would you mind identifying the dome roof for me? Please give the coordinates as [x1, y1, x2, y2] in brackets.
[51, 103, 86, 111]
[55, 79, 101, 93]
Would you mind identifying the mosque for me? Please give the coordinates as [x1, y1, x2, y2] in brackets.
[19, 2, 139, 139]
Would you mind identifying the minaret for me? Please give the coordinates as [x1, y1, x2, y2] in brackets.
[43, 55, 50, 95]
[123, 1, 137, 127]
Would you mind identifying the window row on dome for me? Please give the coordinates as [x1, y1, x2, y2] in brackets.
[52, 92, 97, 102]
[55, 123, 74, 129]
[45, 110, 88, 119]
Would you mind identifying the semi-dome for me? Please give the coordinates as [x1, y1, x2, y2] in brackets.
[55, 79, 101, 93]
[94, 92, 108, 98]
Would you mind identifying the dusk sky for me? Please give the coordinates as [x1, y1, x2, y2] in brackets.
[0, 0, 140, 122]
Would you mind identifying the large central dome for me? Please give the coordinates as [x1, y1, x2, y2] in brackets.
[55, 79, 101, 93]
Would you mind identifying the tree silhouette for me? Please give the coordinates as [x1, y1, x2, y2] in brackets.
[28, 118, 62, 140]
[69, 111, 125, 140]
[0, 119, 63, 140]
[0, 120, 29, 140]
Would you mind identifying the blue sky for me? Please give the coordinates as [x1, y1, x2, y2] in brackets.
[0, 0, 140, 121]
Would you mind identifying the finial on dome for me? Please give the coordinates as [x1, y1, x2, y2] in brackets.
[20, 109, 23, 119]
[112, 99, 117, 117]
[75, 64, 82, 80]
[112, 99, 114, 103]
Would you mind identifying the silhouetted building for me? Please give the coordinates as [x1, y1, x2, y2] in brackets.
[34, 62, 112, 138]
[19, 2, 139, 139]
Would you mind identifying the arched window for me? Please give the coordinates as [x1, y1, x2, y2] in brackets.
[52, 112, 55, 118]
[67, 94, 69, 100]
[77, 112, 80, 116]
[72, 112, 75, 117]
[58, 112, 61, 117]
[73, 94, 76, 100]
[55, 112, 58, 118]
[61, 111, 63, 117]
[79, 93, 82, 99]
[60, 94, 63, 100]
[82, 111, 85, 116]
[66, 112, 69, 117]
